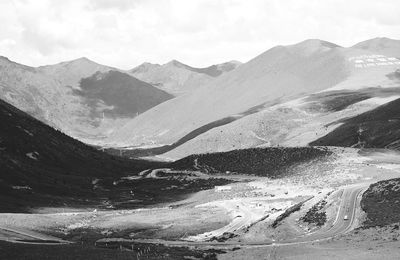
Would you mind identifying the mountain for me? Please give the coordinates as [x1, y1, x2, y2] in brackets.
[310, 97, 400, 149]
[352, 37, 400, 56]
[75, 70, 173, 118]
[129, 60, 241, 95]
[105, 39, 349, 148]
[0, 57, 172, 144]
[0, 56, 81, 130]
[103, 38, 400, 159]
[37, 57, 114, 88]
[0, 98, 159, 212]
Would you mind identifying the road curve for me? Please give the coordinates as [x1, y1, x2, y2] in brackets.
[113, 185, 367, 249]
[0, 185, 366, 248]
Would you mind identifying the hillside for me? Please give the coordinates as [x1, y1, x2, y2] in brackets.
[0, 98, 161, 212]
[361, 177, 400, 227]
[105, 39, 352, 148]
[103, 38, 400, 159]
[129, 60, 241, 95]
[37, 57, 114, 88]
[0, 57, 172, 144]
[170, 147, 332, 177]
[75, 71, 173, 118]
[310, 97, 400, 149]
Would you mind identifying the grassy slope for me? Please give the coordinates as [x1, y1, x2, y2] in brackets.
[0, 98, 164, 212]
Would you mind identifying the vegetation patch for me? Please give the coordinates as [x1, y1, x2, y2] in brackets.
[300, 200, 327, 227]
[272, 200, 307, 228]
[361, 178, 400, 227]
[171, 147, 332, 178]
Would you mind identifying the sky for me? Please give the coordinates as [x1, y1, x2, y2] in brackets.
[0, 0, 399, 69]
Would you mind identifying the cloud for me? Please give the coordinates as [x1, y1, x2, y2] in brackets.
[86, 0, 143, 11]
[0, 0, 399, 69]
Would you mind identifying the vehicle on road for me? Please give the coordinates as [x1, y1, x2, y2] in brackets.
[343, 215, 349, 220]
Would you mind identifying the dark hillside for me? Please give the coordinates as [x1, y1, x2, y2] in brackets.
[0, 98, 164, 212]
[361, 178, 400, 227]
[170, 147, 332, 177]
[310, 98, 400, 149]
[75, 71, 173, 118]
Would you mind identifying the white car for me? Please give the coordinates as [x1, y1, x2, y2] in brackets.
[343, 215, 349, 220]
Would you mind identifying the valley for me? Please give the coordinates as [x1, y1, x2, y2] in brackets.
[1, 37, 400, 259]
[2, 144, 400, 259]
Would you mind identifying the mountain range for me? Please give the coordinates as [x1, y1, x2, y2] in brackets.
[1, 37, 400, 159]
[104, 38, 400, 159]
[0, 56, 237, 143]
[129, 60, 241, 95]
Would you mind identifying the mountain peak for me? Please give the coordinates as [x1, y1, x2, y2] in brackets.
[293, 39, 341, 49]
[166, 59, 187, 68]
[67, 56, 97, 65]
[283, 39, 341, 56]
[0, 55, 11, 61]
[353, 37, 400, 49]
[130, 62, 160, 73]
[0, 55, 13, 66]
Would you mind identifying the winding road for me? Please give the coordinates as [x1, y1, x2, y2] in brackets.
[113, 184, 367, 248]
[0, 185, 367, 248]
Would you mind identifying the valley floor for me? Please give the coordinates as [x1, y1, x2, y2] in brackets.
[1, 147, 400, 259]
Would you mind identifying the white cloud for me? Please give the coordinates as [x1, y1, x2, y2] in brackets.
[0, 0, 399, 69]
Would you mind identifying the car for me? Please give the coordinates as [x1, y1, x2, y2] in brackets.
[343, 215, 349, 220]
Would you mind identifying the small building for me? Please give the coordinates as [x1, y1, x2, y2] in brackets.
[215, 186, 232, 192]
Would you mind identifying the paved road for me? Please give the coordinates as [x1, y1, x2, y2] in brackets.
[278, 185, 366, 244]
[185, 200, 259, 241]
[117, 185, 367, 248]
[0, 185, 366, 248]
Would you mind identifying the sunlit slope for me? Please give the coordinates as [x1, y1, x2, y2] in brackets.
[129, 60, 241, 96]
[107, 39, 350, 147]
[160, 38, 400, 159]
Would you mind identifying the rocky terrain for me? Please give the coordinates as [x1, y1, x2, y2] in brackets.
[361, 178, 400, 227]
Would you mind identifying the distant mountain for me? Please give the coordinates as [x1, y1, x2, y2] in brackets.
[0, 57, 172, 144]
[106, 39, 349, 148]
[352, 37, 400, 56]
[37, 57, 114, 88]
[103, 38, 400, 159]
[129, 60, 241, 95]
[0, 99, 158, 212]
[75, 70, 173, 118]
[164, 59, 242, 77]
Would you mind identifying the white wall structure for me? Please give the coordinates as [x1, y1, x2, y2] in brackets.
[349, 55, 400, 68]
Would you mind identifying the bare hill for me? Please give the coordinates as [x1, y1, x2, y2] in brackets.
[106, 39, 350, 148]
[129, 60, 241, 95]
[102, 38, 400, 159]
